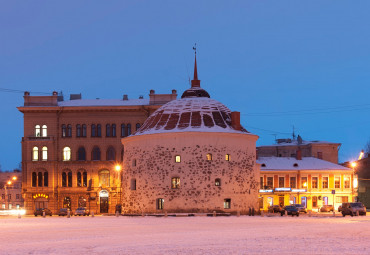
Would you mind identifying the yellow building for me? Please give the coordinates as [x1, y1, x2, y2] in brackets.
[257, 156, 355, 212]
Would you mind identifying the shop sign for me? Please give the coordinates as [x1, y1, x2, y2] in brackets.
[33, 193, 49, 199]
[259, 189, 273, 193]
[291, 189, 307, 193]
[275, 187, 291, 192]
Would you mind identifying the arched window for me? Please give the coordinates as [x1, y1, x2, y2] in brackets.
[44, 171, 48, 187]
[77, 172, 82, 187]
[77, 147, 86, 161]
[38, 172, 43, 187]
[41, 146, 48, 161]
[92, 146, 101, 161]
[121, 124, 125, 137]
[62, 172, 67, 187]
[62, 124, 66, 137]
[83, 171, 87, 187]
[41, 125, 47, 137]
[67, 124, 72, 137]
[68, 172, 72, 187]
[107, 147, 116, 161]
[97, 124, 102, 137]
[127, 124, 131, 136]
[32, 147, 39, 161]
[112, 124, 116, 137]
[82, 124, 87, 137]
[63, 197, 71, 209]
[63, 147, 71, 161]
[91, 124, 96, 137]
[130, 179, 136, 190]
[32, 172, 37, 187]
[136, 123, 141, 131]
[78, 196, 87, 207]
[35, 125, 41, 137]
[206, 153, 212, 161]
[76, 124, 81, 137]
[99, 169, 110, 187]
[106, 124, 111, 137]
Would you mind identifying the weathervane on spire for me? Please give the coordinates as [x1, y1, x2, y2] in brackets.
[193, 43, 197, 55]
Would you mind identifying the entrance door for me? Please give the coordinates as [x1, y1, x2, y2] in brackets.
[100, 197, 109, 213]
[279, 196, 284, 207]
[301, 197, 307, 208]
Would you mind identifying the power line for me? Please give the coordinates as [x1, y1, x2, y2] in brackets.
[0, 87, 51, 95]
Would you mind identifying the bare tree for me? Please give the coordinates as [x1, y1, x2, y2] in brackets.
[364, 140, 370, 157]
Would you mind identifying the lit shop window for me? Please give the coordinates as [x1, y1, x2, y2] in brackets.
[206, 153, 212, 161]
[215, 178, 221, 186]
[63, 147, 71, 161]
[175, 155, 181, 163]
[224, 199, 231, 209]
[32, 147, 39, 161]
[225, 154, 230, 161]
[171, 177, 180, 189]
[42, 146, 48, 161]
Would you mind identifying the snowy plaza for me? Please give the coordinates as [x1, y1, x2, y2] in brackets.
[0, 214, 369, 255]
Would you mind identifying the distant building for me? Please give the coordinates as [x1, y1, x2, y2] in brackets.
[0, 170, 24, 210]
[18, 90, 177, 214]
[257, 135, 341, 164]
[258, 155, 354, 211]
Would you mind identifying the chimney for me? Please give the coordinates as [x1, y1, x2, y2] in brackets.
[150, 90, 155, 95]
[231, 111, 241, 131]
[123, 95, 128, 101]
[296, 150, 302, 160]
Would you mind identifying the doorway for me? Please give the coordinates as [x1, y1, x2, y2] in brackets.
[99, 190, 109, 213]
[279, 196, 284, 207]
[301, 197, 307, 208]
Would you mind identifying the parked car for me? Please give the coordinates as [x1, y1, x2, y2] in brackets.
[268, 205, 283, 213]
[338, 205, 342, 212]
[341, 202, 367, 217]
[292, 204, 307, 213]
[281, 206, 299, 217]
[320, 205, 334, 212]
[34, 208, 52, 216]
[75, 207, 90, 216]
[58, 208, 72, 216]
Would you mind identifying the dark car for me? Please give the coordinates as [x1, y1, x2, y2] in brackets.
[34, 208, 52, 216]
[268, 205, 283, 213]
[75, 207, 90, 216]
[341, 202, 367, 217]
[338, 205, 342, 212]
[320, 205, 334, 212]
[58, 208, 72, 216]
[292, 204, 307, 213]
[281, 206, 299, 217]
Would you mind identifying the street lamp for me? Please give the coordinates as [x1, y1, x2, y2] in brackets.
[351, 161, 358, 202]
[115, 164, 122, 209]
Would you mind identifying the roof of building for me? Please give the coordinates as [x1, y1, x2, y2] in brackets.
[58, 98, 150, 107]
[257, 157, 350, 171]
[258, 138, 340, 147]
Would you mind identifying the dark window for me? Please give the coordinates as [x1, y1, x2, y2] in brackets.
[106, 124, 111, 137]
[68, 172, 72, 187]
[62, 172, 67, 187]
[107, 147, 116, 161]
[157, 198, 164, 210]
[317, 152, 323, 159]
[16, 194, 20, 199]
[77, 172, 82, 187]
[67, 124, 72, 137]
[92, 147, 101, 161]
[267, 177, 273, 188]
[82, 124, 87, 137]
[136, 123, 141, 131]
[97, 124, 101, 137]
[76, 124, 81, 137]
[215, 178, 221, 186]
[44, 172, 48, 187]
[83, 172, 87, 187]
[112, 124, 116, 137]
[62, 124, 66, 137]
[32, 172, 37, 187]
[260, 177, 263, 189]
[91, 124, 96, 137]
[290, 177, 296, 188]
[77, 147, 86, 161]
[130, 179, 136, 190]
[121, 124, 126, 137]
[224, 199, 231, 209]
[132, 159, 136, 167]
[38, 172, 43, 187]
[127, 124, 131, 136]
[79, 197, 87, 207]
[323, 177, 329, 189]
[171, 177, 180, 189]
[312, 177, 318, 189]
[279, 177, 284, 188]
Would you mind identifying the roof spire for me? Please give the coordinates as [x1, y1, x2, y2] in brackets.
[191, 43, 200, 88]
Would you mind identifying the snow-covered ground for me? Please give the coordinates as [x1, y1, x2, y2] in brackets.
[0, 215, 369, 255]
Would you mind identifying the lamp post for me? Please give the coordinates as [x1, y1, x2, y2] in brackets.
[115, 164, 122, 206]
[351, 162, 357, 202]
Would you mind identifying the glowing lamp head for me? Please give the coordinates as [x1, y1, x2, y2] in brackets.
[7, 181, 12, 185]
[115, 165, 121, 171]
[351, 162, 357, 168]
[12, 176, 17, 181]
[303, 182, 307, 187]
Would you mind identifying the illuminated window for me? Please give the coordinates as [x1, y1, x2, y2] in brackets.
[63, 197, 71, 209]
[206, 153, 212, 161]
[32, 147, 39, 161]
[41, 125, 47, 137]
[215, 178, 221, 186]
[344, 176, 350, 189]
[41, 146, 48, 161]
[225, 154, 230, 161]
[63, 147, 71, 161]
[157, 198, 164, 210]
[290, 177, 296, 188]
[312, 177, 318, 189]
[267, 177, 273, 188]
[99, 169, 110, 187]
[78, 196, 87, 207]
[35, 125, 41, 137]
[175, 155, 181, 163]
[279, 177, 284, 188]
[335, 176, 340, 188]
[301, 177, 307, 188]
[77, 170, 88, 187]
[224, 199, 231, 209]
[171, 177, 180, 189]
[130, 179, 136, 190]
[322, 177, 328, 189]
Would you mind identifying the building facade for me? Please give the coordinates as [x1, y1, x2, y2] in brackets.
[18, 90, 177, 214]
[258, 155, 354, 211]
[0, 170, 24, 210]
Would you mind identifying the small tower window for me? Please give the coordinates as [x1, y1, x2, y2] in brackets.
[215, 178, 221, 186]
[32, 147, 39, 161]
[225, 154, 230, 161]
[157, 198, 164, 210]
[206, 153, 212, 161]
[175, 155, 181, 163]
[224, 199, 231, 209]
[132, 159, 136, 167]
[130, 179, 136, 190]
[171, 177, 180, 189]
[35, 125, 41, 137]
[41, 125, 47, 137]
[63, 147, 71, 161]
[41, 146, 48, 161]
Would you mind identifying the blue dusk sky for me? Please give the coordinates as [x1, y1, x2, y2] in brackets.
[1, 1, 370, 171]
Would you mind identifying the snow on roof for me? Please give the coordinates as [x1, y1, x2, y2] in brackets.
[257, 157, 350, 171]
[135, 97, 250, 136]
[258, 139, 338, 147]
[58, 98, 149, 107]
